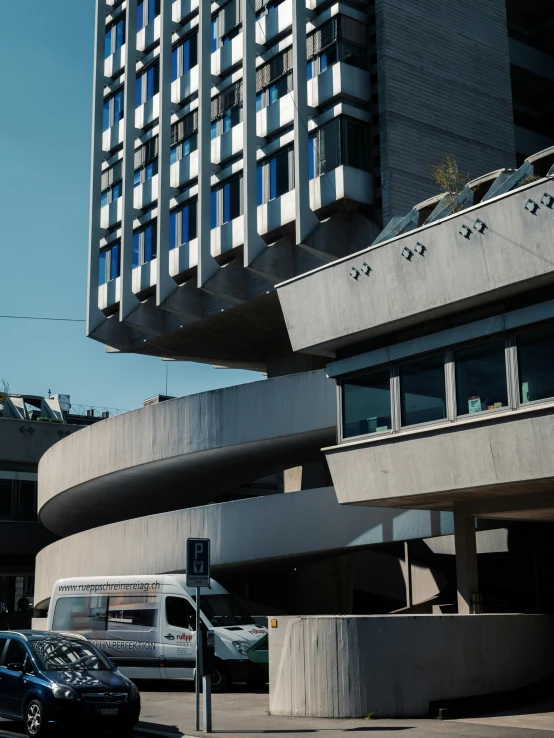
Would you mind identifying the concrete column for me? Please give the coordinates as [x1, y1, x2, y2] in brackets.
[87, 0, 107, 336]
[454, 508, 479, 614]
[402, 540, 413, 608]
[292, 0, 318, 244]
[120, 0, 140, 320]
[156, 0, 175, 304]
[242, 0, 266, 266]
[197, 0, 219, 286]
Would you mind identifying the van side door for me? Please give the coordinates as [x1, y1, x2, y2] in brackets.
[161, 596, 196, 680]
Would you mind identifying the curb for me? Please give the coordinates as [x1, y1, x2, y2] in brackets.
[133, 725, 198, 738]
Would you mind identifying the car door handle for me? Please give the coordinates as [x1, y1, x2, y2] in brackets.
[164, 634, 175, 640]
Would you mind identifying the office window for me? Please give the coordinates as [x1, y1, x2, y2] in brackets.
[517, 325, 554, 404]
[211, 177, 242, 228]
[342, 368, 391, 439]
[0, 480, 12, 519]
[99, 243, 120, 285]
[211, 81, 242, 138]
[132, 222, 157, 267]
[211, 18, 218, 52]
[105, 18, 125, 59]
[400, 354, 446, 427]
[256, 48, 293, 111]
[134, 158, 158, 187]
[170, 201, 197, 250]
[136, 63, 159, 108]
[344, 120, 368, 170]
[137, 0, 160, 32]
[103, 89, 124, 131]
[17, 482, 37, 521]
[172, 34, 198, 81]
[455, 339, 508, 416]
[257, 148, 294, 204]
[170, 133, 197, 164]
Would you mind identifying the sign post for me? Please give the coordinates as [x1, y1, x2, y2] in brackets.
[186, 538, 211, 732]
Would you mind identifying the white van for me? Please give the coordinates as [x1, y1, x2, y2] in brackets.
[46, 575, 267, 691]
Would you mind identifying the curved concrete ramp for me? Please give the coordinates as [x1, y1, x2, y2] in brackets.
[38, 371, 336, 536]
[34, 486, 454, 607]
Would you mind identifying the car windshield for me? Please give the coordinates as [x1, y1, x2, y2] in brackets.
[193, 594, 253, 626]
[30, 638, 113, 671]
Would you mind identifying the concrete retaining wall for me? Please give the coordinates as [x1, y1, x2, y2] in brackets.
[269, 614, 554, 718]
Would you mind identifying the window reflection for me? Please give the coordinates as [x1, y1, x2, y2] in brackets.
[455, 339, 507, 416]
[517, 326, 554, 404]
[400, 354, 446, 427]
[342, 368, 391, 439]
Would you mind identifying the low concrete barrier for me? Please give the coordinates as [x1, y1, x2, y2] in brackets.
[269, 614, 554, 718]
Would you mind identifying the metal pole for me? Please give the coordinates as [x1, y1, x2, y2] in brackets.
[202, 674, 212, 732]
[195, 586, 201, 731]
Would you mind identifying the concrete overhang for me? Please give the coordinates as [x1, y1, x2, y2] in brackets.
[276, 178, 554, 356]
[325, 405, 554, 519]
[38, 371, 337, 537]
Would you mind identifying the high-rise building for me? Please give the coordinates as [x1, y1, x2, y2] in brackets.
[89, 0, 553, 370]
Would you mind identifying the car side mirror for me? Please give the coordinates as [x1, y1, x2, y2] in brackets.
[8, 662, 25, 674]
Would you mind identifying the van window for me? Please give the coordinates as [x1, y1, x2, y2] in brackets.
[107, 596, 158, 630]
[53, 597, 108, 632]
[166, 597, 195, 630]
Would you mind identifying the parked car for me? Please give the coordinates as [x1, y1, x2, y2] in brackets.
[0, 630, 140, 736]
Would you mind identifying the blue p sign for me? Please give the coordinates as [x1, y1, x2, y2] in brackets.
[186, 538, 211, 587]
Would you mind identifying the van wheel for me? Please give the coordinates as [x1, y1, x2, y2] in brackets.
[211, 659, 231, 692]
[25, 699, 49, 737]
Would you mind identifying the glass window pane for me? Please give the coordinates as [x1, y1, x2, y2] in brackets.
[166, 597, 195, 630]
[147, 65, 159, 100]
[17, 482, 37, 521]
[0, 481, 12, 519]
[308, 136, 315, 179]
[183, 134, 197, 155]
[183, 39, 191, 73]
[270, 149, 289, 200]
[517, 326, 554, 403]
[112, 182, 122, 200]
[100, 191, 109, 208]
[190, 33, 198, 68]
[257, 164, 263, 205]
[211, 189, 218, 228]
[342, 368, 391, 439]
[134, 170, 141, 187]
[256, 92, 263, 112]
[114, 92, 124, 123]
[99, 250, 107, 285]
[115, 19, 125, 50]
[172, 47, 179, 81]
[144, 225, 156, 262]
[223, 111, 232, 133]
[148, 0, 158, 23]
[170, 145, 178, 164]
[182, 206, 190, 244]
[345, 121, 366, 169]
[132, 233, 140, 267]
[103, 100, 110, 131]
[110, 244, 120, 280]
[53, 597, 108, 632]
[211, 19, 218, 52]
[136, 75, 143, 108]
[455, 339, 507, 416]
[307, 61, 313, 80]
[211, 121, 218, 140]
[137, 1, 145, 32]
[400, 354, 446, 427]
[189, 200, 197, 239]
[223, 183, 231, 223]
[104, 30, 112, 59]
[170, 212, 177, 250]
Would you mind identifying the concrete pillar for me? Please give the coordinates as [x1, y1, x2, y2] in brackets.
[294, 554, 354, 614]
[292, 0, 319, 244]
[156, 0, 175, 304]
[454, 508, 479, 614]
[87, 0, 107, 336]
[120, 0, 140, 320]
[242, 0, 266, 265]
[197, 0, 219, 286]
[402, 540, 413, 608]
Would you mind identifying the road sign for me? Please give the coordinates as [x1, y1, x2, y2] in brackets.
[186, 538, 211, 588]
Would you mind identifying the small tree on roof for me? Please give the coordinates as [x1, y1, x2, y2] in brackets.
[430, 154, 470, 213]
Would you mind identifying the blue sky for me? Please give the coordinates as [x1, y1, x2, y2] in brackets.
[0, 1, 261, 411]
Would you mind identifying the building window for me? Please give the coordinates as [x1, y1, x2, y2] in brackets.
[400, 354, 446, 427]
[211, 81, 243, 139]
[211, 0, 242, 51]
[134, 136, 159, 187]
[306, 17, 367, 78]
[455, 339, 508, 416]
[309, 117, 369, 179]
[100, 160, 123, 206]
[103, 89, 124, 131]
[256, 48, 293, 112]
[105, 17, 125, 59]
[132, 222, 157, 266]
[257, 147, 294, 204]
[136, 63, 160, 108]
[517, 325, 554, 404]
[99, 242, 121, 285]
[134, 159, 158, 187]
[172, 34, 198, 81]
[211, 177, 242, 228]
[342, 368, 392, 439]
[0, 480, 38, 521]
[255, 0, 285, 19]
[137, 0, 160, 32]
[171, 134, 197, 164]
[170, 110, 198, 164]
[170, 200, 198, 249]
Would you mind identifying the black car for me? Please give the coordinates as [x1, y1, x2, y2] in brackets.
[0, 630, 140, 736]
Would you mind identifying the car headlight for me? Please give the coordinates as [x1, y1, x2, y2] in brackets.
[233, 641, 249, 656]
[130, 682, 140, 700]
[51, 683, 77, 700]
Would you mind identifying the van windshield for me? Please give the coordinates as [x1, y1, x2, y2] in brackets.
[194, 594, 252, 626]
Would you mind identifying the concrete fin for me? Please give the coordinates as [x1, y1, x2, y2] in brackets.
[300, 212, 382, 262]
[160, 278, 203, 322]
[482, 161, 533, 202]
[89, 314, 137, 350]
[248, 236, 295, 283]
[373, 209, 419, 244]
[41, 398, 65, 423]
[2, 396, 29, 420]
[122, 298, 170, 337]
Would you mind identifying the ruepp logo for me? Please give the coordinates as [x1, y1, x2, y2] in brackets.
[177, 634, 193, 641]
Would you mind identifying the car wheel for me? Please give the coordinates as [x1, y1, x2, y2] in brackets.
[211, 659, 231, 692]
[25, 699, 48, 737]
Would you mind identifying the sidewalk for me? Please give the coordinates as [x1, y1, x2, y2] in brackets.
[132, 684, 554, 738]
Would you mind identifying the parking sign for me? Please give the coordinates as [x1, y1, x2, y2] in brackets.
[186, 538, 211, 587]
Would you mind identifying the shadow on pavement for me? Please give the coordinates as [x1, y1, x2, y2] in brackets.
[134, 680, 269, 695]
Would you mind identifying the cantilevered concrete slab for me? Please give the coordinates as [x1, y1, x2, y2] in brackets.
[38, 371, 336, 536]
[34, 486, 456, 607]
[326, 407, 554, 517]
[276, 179, 554, 357]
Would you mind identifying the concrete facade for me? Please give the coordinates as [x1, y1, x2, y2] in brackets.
[269, 614, 554, 717]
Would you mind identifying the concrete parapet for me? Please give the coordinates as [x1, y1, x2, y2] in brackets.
[269, 614, 554, 718]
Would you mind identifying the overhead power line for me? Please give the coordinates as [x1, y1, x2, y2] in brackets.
[0, 315, 85, 323]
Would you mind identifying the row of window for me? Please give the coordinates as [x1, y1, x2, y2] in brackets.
[104, 0, 159, 59]
[341, 325, 554, 440]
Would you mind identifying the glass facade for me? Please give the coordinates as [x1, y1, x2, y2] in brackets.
[455, 340, 507, 416]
